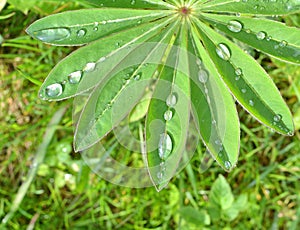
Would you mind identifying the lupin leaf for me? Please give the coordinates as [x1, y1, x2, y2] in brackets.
[75, 20, 177, 151]
[198, 0, 300, 15]
[38, 18, 174, 101]
[189, 27, 240, 171]
[145, 24, 191, 191]
[82, 0, 172, 9]
[26, 8, 170, 45]
[26, 0, 298, 190]
[193, 18, 294, 135]
[200, 13, 300, 65]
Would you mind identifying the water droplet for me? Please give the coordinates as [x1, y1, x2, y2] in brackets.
[196, 58, 202, 66]
[287, 131, 294, 136]
[157, 171, 163, 180]
[224, 161, 232, 170]
[215, 139, 222, 145]
[160, 161, 166, 171]
[134, 73, 142, 81]
[166, 93, 177, 107]
[164, 110, 173, 121]
[266, 36, 272, 41]
[216, 43, 231, 61]
[68, 71, 82, 84]
[99, 57, 106, 62]
[235, 68, 242, 76]
[241, 88, 247, 93]
[33, 28, 70, 42]
[227, 20, 243, 33]
[249, 100, 254, 106]
[256, 31, 266, 40]
[279, 40, 288, 47]
[198, 69, 209, 83]
[77, 29, 87, 37]
[273, 114, 282, 122]
[83, 62, 96, 72]
[158, 133, 173, 160]
[45, 83, 63, 97]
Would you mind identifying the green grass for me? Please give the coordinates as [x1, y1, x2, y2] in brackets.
[1, 1, 300, 229]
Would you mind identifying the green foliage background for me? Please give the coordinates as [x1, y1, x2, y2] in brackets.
[0, 0, 300, 229]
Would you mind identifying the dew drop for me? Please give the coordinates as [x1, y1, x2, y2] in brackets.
[241, 88, 247, 93]
[279, 40, 288, 47]
[83, 62, 96, 72]
[224, 160, 232, 170]
[33, 28, 70, 42]
[249, 100, 254, 106]
[273, 114, 282, 122]
[160, 161, 166, 171]
[256, 31, 266, 40]
[166, 93, 177, 107]
[216, 43, 231, 61]
[227, 20, 243, 33]
[77, 29, 87, 37]
[157, 171, 163, 180]
[158, 133, 173, 160]
[68, 71, 82, 84]
[235, 68, 242, 76]
[134, 73, 142, 81]
[45, 83, 63, 97]
[164, 110, 173, 121]
[198, 69, 209, 83]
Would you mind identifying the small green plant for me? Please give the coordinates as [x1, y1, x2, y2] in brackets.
[26, 0, 300, 191]
[179, 174, 248, 228]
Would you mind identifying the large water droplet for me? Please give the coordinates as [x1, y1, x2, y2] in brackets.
[45, 83, 63, 97]
[83, 62, 96, 72]
[164, 110, 173, 121]
[224, 160, 232, 170]
[68, 71, 82, 84]
[158, 133, 173, 160]
[227, 20, 243, 33]
[216, 43, 231, 61]
[166, 93, 177, 107]
[198, 69, 209, 83]
[256, 31, 266, 40]
[34, 28, 70, 42]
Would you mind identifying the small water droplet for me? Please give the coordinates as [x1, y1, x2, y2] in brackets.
[287, 131, 294, 136]
[216, 43, 231, 61]
[256, 31, 266, 40]
[198, 69, 209, 83]
[279, 40, 288, 47]
[241, 88, 247, 93]
[68, 71, 82, 84]
[158, 133, 173, 160]
[273, 114, 282, 122]
[34, 28, 71, 42]
[99, 57, 106, 62]
[134, 73, 142, 81]
[157, 171, 163, 180]
[45, 83, 63, 97]
[224, 161, 232, 170]
[235, 68, 242, 76]
[77, 29, 87, 37]
[249, 100, 254, 106]
[164, 110, 173, 121]
[166, 93, 177, 107]
[160, 161, 166, 171]
[83, 62, 96, 72]
[227, 20, 243, 33]
[196, 58, 202, 66]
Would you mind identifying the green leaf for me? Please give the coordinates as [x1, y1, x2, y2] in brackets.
[74, 21, 177, 151]
[38, 18, 173, 101]
[189, 26, 240, 171]
[145, 24, 191, 191]
[210, 174, 234, 210]
[198, 0, 300, 15]
[223, 194, 248, 221]
[179, 206, 211, 226]
[82, 0, 172, 9]
[26, 8, 170, 45]
[200, 13, 300, 65]
[193, 18, 294, 136]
